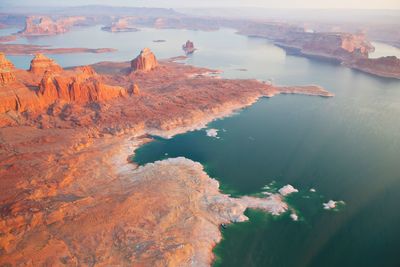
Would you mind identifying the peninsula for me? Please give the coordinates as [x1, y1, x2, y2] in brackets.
[0, 49, 333, 266]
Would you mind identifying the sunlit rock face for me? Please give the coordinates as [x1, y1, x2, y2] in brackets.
[131, 48, 159, 72]
[29, 53, 63, 75]
[344, 56, 400, 79]
[0, 52, 16, 85]
[38, 69, 128, 105]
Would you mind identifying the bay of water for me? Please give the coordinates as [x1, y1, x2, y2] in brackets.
[5, 26, 400, 267]
[370, 42, 400, 59]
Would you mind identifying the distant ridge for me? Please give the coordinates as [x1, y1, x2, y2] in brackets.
[0, 5, 182, 17]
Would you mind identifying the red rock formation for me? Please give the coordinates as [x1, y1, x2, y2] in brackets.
[101, 17, 138, 32]
[0, 54, 41, 112]
[20, 16, 86, 36]
[29, 54, 63, 75]
[182, 40, 196, 54]
[345, 56, 400, 79]
[0, 52, 16, 85]
[0, 55, 129, 114]
[38, 70, 128, 104]
[130, 83, 140, 95]
[131, 48, 158, 72]
[74, 65, 97, 76]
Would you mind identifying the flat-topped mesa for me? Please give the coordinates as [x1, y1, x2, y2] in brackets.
[20, 16, 86, 36]
[131, 48, 158, 72]
[345, 56, 400, 79]
[0, 53, 16, 85]
[182, 40, 196, 54]
[292, 32, 374, 61]
[102, 17, 138, 32]
[38, 70, 128, 104]
[29, 54, 63, 75]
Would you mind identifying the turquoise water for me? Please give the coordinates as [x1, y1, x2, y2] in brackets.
[5, 26, 400, 267]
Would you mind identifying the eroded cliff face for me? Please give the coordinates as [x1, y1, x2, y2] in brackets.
[237, 22, 374, 62]
[38, 70, 128, 104]
[0, 52, 16, 85]
[0, 54, 130, 116]
[299, 33, 374, 61]
[19, 16, 86, 36]
[131, 48, 159, 72]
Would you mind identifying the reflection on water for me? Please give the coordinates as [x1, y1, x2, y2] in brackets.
[5, 26, 400, 267]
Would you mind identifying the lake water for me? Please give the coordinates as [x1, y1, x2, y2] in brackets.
[5, 26, 400, 267]
[370, 42, 400, 59]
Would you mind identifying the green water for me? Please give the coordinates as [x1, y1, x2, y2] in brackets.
[5, 25, 400, 267]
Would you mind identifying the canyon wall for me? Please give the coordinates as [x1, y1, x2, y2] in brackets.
[19, 16, 87, 36]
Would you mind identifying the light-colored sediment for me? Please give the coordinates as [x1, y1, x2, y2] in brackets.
[278, 184, 299, 196]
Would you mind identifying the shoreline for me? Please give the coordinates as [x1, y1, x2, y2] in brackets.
[111, 87, 333, 265]
[0, 55, 334, 266]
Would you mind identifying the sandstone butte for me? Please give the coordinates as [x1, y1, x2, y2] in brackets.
[0, 48, 334, 266]
[101, 17, 139, 32]
[344, 56, 400, 79]
[183, 40, 196, 55]
[0, 52, 16, 85]
[131, 48, 159, 72]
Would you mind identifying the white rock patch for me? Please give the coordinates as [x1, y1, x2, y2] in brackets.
[279, 184, 299, 196]
[206, 128, 219, 138]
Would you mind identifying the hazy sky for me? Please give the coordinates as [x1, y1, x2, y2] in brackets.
[3, 0, 400, 9]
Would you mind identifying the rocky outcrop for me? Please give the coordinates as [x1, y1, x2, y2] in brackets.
[131, 48, 158, 72]
[0, 55, 129, 114]
[344, 56, 400, 79]
[38, 70, 128, 104]
[29, 54, 63, 75]
[19, 16, 86, 36]
[182, 40, 196, 54]
[130, 83, 140, 95]
[237, 22, 374, 62]
[101, 17, 138, 32]
[0, 52, 16, 85]
[0, 53, 41, 112]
